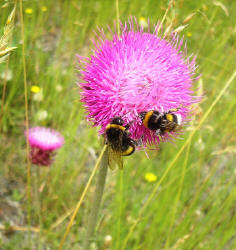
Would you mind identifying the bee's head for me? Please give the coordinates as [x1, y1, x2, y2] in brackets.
[111, 116, 124, 126]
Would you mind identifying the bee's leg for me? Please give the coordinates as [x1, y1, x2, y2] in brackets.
[126, 131, 131, 137]
[129, 138, 138, 146]
[155, 129, 161, 135]
[136, 135, 144, 147]
[104, 136, 108, 145]
[125, 124, 130, 130]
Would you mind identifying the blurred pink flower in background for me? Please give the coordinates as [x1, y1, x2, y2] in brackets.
[77, 18, 199, 147]
[25, 127, 64, 166]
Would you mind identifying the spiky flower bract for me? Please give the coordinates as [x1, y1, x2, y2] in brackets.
[78, 18, 199, 147]
[25, 127, 64, 166]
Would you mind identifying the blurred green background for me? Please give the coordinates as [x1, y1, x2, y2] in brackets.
[0, 0, 236, 249]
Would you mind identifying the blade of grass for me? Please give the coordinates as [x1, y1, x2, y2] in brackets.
[19, 0, 32, 245]
[0, 55, 10, 133]
[164, 141, 192, 249]
[157, 0, 174, 35]
[0, 5, 16, 131]
[115, 0, 120, 38]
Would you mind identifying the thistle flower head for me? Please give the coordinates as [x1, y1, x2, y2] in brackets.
[78, 18, 199, 147]
[25, 127, 64, 166]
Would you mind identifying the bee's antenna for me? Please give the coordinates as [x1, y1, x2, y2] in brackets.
[166, 104, 189, 113]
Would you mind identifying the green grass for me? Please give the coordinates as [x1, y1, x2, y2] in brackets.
[0, 0, 236, 249]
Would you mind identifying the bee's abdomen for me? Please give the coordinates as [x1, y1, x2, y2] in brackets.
[121, 144, 135, 156]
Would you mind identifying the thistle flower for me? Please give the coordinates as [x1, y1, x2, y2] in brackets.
[25, 127, 64, 166]
[78, 18, 199, 147]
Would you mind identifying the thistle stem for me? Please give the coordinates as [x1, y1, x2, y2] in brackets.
[35, 167, 42, 249]
[83, 147, 108, 249]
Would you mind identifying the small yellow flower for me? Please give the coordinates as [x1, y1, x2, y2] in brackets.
[187, 32, 192, 37]
[144, 172, 157, 183]
[25, 8, 33, 14]
[139, 17, 146, 22]
[41, 6, 48, 12]
[31, 85, 41, 93]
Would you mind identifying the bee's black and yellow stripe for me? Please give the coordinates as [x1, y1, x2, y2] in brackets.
[166, 113, 175, 122]
[143, 111, 154, 129]
[106, 123, 126, 131]
[121, 145, 135, 156]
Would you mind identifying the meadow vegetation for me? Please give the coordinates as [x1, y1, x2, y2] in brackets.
[0, 0, 236, 249]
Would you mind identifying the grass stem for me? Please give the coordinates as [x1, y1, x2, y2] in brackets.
[0, 56, 10, 133]
[115, 0, 120, 38]
[19, 0, 32, 246]
[164, 141, 191, 249]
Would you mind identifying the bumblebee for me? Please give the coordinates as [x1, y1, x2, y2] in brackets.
[139, 107, 182, 136]
[105, 117, 137, 170]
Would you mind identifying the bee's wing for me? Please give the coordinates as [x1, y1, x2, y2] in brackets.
[160, 119, 175, 132]
[173, 124, 182, 132]
[167, 121, 176, 131]
[107, 144, 123, 170]
[107, 145, 116, 170]
[162, 119, 183, 135]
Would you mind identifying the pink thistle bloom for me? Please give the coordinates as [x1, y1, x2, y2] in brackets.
[25, 127, 64, 166]
[77, 18, 199, 147]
